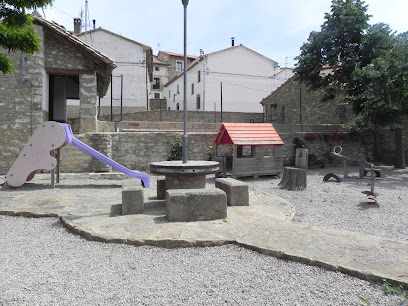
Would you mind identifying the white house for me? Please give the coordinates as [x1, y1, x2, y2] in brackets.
[77, 27, 153, 116]
[164, 44, 291, 113]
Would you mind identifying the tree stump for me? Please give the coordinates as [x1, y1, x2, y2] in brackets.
[278, 167, 307, 190]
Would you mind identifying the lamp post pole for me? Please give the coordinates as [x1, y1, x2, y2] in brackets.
[182, 0, 189, 164]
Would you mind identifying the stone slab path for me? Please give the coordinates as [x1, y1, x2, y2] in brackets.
[1, 175, 407, 287]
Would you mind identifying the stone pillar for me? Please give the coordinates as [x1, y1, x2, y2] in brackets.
[295, 148, 309, 169]
[91, 133, 112, 172]
[79, 73, 98, 133]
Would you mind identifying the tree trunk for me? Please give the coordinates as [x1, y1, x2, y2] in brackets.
[278, 167, 307, 190]
[395, 127, 406, 169]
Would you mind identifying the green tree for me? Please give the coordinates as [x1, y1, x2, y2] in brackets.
[295, 0, 372, 101]
[294, 0, 406, 168]
[0, 0, 53, 74]
[352, 33, 408, 168]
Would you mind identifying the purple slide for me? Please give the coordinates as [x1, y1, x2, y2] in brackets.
[60, 123, 150, 188]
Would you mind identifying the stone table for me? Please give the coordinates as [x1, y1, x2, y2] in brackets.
[150, 160, 219, 189]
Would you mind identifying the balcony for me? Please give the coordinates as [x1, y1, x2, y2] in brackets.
[152, 83, 162, 90]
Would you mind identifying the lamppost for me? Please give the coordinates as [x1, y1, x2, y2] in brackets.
[181, 0, 189, 164]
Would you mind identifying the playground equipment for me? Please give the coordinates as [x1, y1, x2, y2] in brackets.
[5, 121, 150, 188]
[213, 123, 284, 178]
[324, 146, 378, 204]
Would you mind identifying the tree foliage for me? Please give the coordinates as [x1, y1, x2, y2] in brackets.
[294, 0, 408, 168]
[295, 0, 372, 101]
[352, 32, 408, 128]
[0, 0, 53, 74]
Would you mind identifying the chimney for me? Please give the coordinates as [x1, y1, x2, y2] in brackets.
[93, 19, 96, 29]
[231, 37, 235, 47]
[74, 18, 81, 34]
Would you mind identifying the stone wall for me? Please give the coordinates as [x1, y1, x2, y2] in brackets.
[59, 132, 216, 173]
[278, 130, 375, 168]
[0, 25, 45, 174]
[78, 73, 98, 133]
[44, 35, 89, 70]
[55, 124, 374, 174]
[94, 109, 263, 124]
[262, 78, 354, 125]
[149, 99, 167, 111]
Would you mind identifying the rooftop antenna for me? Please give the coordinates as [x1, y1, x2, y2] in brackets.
[84, 0, 88, 42]
[285, 56, 296, 68]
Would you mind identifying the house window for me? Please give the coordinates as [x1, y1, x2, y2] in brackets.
[155, 66, 159, 72]
[176, 103, 180, 110]
[197, 70, 201, 83]
[176, 61, 183, 72]
[169, 90, 171, 98]
[177, 84, 180, 94]
[196, 94, 201, 110]
[191, 83, 194, 95]
[153, 78, 160, 89]
[173, 94, 176, 103]
[154, 93, 160, 99]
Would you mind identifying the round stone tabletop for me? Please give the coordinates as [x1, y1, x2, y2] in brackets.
[150, 160, 219, 176]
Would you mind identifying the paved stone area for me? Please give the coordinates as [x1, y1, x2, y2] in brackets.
[1, 173, 407, 287]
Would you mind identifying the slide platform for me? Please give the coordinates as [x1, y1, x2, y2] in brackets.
[6, 121, 150, 188]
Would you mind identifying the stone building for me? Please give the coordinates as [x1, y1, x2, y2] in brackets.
[260, 74, 353, 125]
[0, 13, 116, 174]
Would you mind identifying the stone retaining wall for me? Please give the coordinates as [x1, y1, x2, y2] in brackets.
[67, 107, 264, 124]
[59, 132, 217, 173]
[56, 125, 374, 174]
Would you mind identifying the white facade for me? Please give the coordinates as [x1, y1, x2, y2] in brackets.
[78, 28, 152, 112]
[164, 45, 291, 113]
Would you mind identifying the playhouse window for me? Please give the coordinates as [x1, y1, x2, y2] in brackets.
[237, 145, 254, 158]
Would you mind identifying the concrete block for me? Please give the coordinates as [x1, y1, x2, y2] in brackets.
[157, 177, 166, 199]
[166, 189, 227, 222]
[215, 178, 249, 206]
[122, 185, 144, 215]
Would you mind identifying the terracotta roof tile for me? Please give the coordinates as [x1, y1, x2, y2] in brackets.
[158, 50, 198, 59]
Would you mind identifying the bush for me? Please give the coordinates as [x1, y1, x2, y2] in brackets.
[168, 134, 183, 161]
[308, 153, 325, 168]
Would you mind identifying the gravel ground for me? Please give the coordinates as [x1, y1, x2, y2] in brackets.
[0, 166, 407, 305]
[241, 165, 408, 242]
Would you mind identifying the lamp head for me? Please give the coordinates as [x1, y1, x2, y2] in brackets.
[181, 0, 189, 6]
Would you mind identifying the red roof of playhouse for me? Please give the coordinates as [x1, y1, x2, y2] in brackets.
[214, 123, 284, 146]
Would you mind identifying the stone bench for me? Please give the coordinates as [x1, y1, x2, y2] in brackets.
[166, 189, 227, 222]
[122, 182, 144, 215]
[215, 178, 249, 206]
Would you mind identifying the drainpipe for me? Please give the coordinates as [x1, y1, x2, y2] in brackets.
[203, 58, 206, 111]
[30, 83, 34, 135]
[299, 86, 302, 124]
[21, 52, 34, 135]
[21, 53, 25, 82]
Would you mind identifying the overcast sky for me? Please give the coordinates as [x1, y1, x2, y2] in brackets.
[40, 0, 408, 68]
